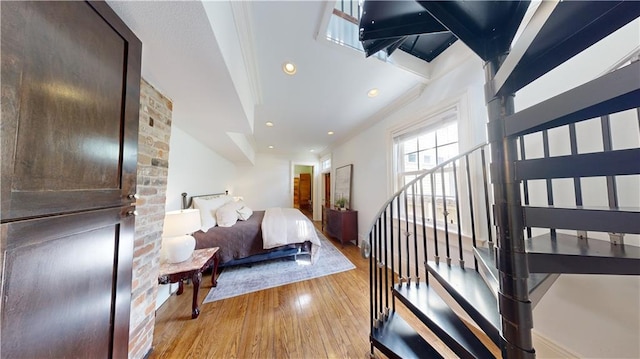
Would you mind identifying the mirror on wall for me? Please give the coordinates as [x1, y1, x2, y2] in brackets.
[334, 164, 352, 210]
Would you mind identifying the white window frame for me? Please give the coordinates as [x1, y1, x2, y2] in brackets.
[320, 155, 332, 173]
[388, 100, 467, 230]
[393, 107, 459, 193]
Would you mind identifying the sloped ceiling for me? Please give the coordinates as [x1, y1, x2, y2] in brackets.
[107, 1, 471, 164]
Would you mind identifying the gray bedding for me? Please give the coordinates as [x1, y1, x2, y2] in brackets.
[193, 210, 303, 264]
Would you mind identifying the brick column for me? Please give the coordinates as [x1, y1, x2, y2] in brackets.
[128, 79, 173, 359]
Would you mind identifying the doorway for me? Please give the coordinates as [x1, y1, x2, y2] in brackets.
[324, 172, 331, 208]
[293, 165, 313, 218]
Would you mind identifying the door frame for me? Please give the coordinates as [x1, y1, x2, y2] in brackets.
[290, 161, 319, 221]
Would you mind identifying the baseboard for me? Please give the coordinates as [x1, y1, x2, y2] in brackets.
[533, 330, 580, 359]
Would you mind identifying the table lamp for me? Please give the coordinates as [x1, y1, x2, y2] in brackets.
[161, 209, 201, 263]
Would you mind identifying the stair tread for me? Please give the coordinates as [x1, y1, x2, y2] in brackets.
[394, 283, 496, 359]
[527, 233, 640, 274]
[474, 247, 553, 292]
[371, 312, 444, 359]
[474, 247, 560, 308]
[427, 261, 501, 346]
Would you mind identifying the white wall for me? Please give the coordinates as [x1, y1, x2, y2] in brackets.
[158, 125, 237, 309]
[331, 55, 487, 243]
[233, 152, 320, 216]
[518, 20, 640, 359]
[164, 126, 237, 211]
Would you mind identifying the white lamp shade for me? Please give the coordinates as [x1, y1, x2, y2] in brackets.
[162, 209, 201, 237]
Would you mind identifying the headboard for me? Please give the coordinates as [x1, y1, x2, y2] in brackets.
[181, 191, 228, 209]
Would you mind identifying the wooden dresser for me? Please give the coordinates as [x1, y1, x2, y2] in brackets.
[323, 207, 358, 246]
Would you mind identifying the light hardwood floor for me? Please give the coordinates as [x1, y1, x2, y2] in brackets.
[150, 221, 497, 358]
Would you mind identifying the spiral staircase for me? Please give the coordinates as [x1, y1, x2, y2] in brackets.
[359, 1, 640, 358]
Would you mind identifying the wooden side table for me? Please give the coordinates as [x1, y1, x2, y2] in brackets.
[158, 247, 220, 319]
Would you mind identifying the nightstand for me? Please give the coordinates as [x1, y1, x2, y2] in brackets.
[158, 247, 219, 319]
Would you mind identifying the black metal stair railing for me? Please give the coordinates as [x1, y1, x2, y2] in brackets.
[367, 142, 494, 334]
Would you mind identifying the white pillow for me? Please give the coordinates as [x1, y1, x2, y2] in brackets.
[193, 196, 233, 231]
[216, 201, 241, 227]
[236, 203, 253, 221]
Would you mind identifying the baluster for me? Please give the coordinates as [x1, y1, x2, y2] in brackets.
[542, 130, 556, 238]
[601, 114, 624, 244]
[481, 148, 494, 250]
[404, 190, 411, 285]
[419, 177, 429, 284]
[383, 205, 389, 315]
[396, 196, 404, 285]
[377, 217, 384, 322]
[519, 136, 532, 239]
[370, 228, 377, 328]
[569, 124, 587, 239]
[390, 197, 396, 312]
[465, 154, 479, 271]
[453, 161, 464, 267]
[441, 167, 452, 266]
[412, 182, 420, 283]
[431, 172, 439, 263]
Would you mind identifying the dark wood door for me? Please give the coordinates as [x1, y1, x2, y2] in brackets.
[299, 173, 311, 209]
[0, 1, 141, 358]
[324, 173, 331, 208]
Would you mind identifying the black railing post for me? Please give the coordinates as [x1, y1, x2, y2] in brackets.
[369, 229, 375, 334]
[519, 136, 533, 239]
[485, 54, 534, 358]
[372, 223, 378, 328]
[377, 217, 384, 321]
[396, 196, 403, 285]
[369, 228, 374, 356]
[411, 183, 419, 283]
[441, 167, 452, 266]
[453, 161, 464, 267]
[465, 154, 479, 271]
[480, 148, 494, 250]
[390, 199, 396, 312]
[542, 130, 556, 238]
[419, 178, 429, 283]
[430, 173, 439, 263]
[383, 206, 389, 313]
[403, 191, 410, 284]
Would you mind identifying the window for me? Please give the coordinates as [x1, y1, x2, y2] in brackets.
[321, 157, 331, 172]
[392, 107, 459, 226]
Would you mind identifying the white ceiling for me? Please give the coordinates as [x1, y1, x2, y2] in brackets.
[107, 1, 444, 164]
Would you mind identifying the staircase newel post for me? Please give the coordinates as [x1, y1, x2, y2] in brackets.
[484, 54, 535, 359]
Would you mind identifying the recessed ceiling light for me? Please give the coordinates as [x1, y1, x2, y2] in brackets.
[268, 145, 274, 149]
[310, 149, 315, 153]
[368, 88, 379, 98]
[265, 121, 274, 127]
[282, 62, 297, 75]
[327, 131, 334, 135]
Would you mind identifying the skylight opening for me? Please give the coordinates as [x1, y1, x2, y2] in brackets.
[325, 0, 389, 62]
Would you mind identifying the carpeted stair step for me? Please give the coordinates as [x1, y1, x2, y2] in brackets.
[426, 261, 500, 346]
[474, 247, 560, 308]
[371, 312, 444, 359]
[527, 233, 640, 275]
[393, 283, 496, 359]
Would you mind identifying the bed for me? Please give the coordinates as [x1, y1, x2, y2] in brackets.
[182, 192, 320, 267]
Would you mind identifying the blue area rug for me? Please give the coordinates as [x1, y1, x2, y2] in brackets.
[204, 232, 355, 303]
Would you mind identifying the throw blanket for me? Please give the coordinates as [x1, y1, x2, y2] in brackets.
[262, 208, 321, 263]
